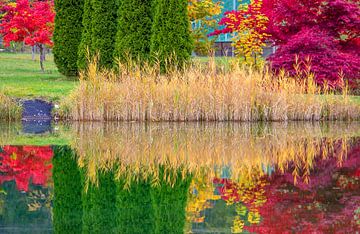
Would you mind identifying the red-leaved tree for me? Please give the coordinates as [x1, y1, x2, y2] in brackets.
[0, 0, 55, 71]
[211, 0, 360, 88]
[263, 0, 360, 88]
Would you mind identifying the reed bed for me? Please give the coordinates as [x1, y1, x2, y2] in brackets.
[70, 122, 359, 188]
[0, 92, 21, 120]
[61, 58, 360, 121]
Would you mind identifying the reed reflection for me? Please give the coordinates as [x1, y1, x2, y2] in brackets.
[0, 122, 359, 233]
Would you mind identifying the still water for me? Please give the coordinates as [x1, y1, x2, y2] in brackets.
[0, 122, 359, 233]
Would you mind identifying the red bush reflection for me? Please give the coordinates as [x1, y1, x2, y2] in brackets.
[0, 146, 53, 192]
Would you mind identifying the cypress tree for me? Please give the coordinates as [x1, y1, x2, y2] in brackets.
[78, 0, 117, 70]
[53, 0, 84, 76]
[91, 0, 118, 68]
[77, 0, 93, 71]
[150, 0, 193, 71]
[114, 0, 152, 62]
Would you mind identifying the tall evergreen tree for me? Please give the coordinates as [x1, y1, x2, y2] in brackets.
[53, 0, 84, 76]
[91, 0, 118, 68]
[77, 0, 93, 71]
[114, 0, 152, 62]
[78, 0, 117, 70]
[150, 0, 193, 71]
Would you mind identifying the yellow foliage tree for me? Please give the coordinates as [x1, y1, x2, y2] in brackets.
[188, 0, 222, 55]
[210, 0, 270, 65]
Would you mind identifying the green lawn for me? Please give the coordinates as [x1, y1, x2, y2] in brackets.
[0, 52, 78, 101]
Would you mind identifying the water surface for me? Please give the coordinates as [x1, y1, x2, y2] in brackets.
[0, 122, 359, 233]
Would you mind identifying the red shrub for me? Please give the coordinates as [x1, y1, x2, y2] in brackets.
[264, 0, 360, 87]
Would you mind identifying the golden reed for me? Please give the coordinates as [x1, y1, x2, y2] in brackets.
[0, 92, 21, 120]
[60, 57, 360, 121]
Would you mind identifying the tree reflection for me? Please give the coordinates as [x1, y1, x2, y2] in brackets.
[0, 123, 359, 233]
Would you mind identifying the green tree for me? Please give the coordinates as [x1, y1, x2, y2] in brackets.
[91, 0, 118, 68]
[114, 0, 152, 62]
[52, 146, 83, 234]
[53, 0, 84, 76]
[78, 0, 118, 70]
[77, 0, 93, 71]
[150, 0, 193, 71]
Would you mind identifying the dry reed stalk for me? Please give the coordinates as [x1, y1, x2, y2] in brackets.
[61, 58, 360, 122]
[0, 93, 21, 121]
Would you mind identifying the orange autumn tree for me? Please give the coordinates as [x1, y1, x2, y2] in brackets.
[210, 0, 270, 65]
[188, 0, 222, 55]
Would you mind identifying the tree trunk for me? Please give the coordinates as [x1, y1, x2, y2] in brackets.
[38, 44, 45, 72]
[32, 46, 36, 61]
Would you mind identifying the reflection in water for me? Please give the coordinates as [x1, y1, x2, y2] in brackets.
[82, 170, 117, 233]
[0, 147, 53, 232]
[117, 177, 154, 233]
[53, 146, 82, 233]
[72, 122, 359, 188]
[0, 146, 53, 192]
[0, 122, 359, 233]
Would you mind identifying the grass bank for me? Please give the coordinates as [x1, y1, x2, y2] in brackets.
[0, 53, 77, 101]
[61, 58, 360, 121]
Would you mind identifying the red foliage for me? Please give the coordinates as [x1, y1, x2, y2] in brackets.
[211, 0, 360, 87]
[0, 0, 55, 47]
[213, 178, 242, 203]
[270, 27, 360, 87]
[263, 0, 360, 43]
[264, 0, 360, 87]
[210, 140, 360, 232]
[208, 0, 268, 36]
[244, 141, 360, 233]
[0, 146, 53, 192]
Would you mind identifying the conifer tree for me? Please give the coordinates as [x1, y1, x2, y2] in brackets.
[78, 0, 117, 70]
[114, 0, 152, 62]
[53, 0, 84, 76]
[150, 0, 193, 71]
[91, 0, 118, 68]
[77, 0, 93, 71]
